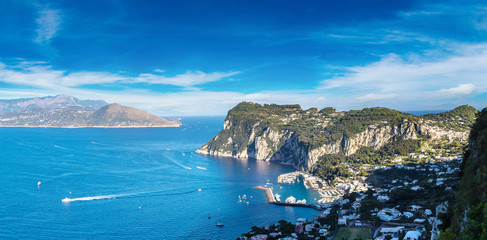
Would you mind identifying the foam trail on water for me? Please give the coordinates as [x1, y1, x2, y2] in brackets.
[196, 166, 208, 170]
[62, 189, 200, 203]
[165, 155, 192, 170]
[90, 142, 118, 147]
[172, 160, 191, 170]
[54, 145, 68, 150]
[62, 194, 118, 203]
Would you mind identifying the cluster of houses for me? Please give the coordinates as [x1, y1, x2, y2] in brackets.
[239, 217, 333, 240]
[422, 120, 469, 140]
[241, 139, 464, 240]
[375, 226, 424, 240]
[277, 171, 369, 205]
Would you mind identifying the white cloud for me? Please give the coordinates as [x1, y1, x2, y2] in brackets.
[1, 42, 487, 115]
[357, 93, 398, 101]
[320, 43, 487, 102]
[0, 61, 239, 90]
[0, 62, 64, 88]
[135, 70, 240, 89]
[62, 72, 125, 87]
[34, 7, 62, 44]
[435, 84, 476, 97]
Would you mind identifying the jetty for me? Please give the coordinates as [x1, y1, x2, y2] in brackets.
[254, 186, 322, 210]
[254, 186, 276, 203]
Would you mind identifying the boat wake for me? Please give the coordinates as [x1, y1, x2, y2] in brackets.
[61, 189, 200, 203]
[196, 166, 208, 170]
[62, 195, 118, 203]
[165, 155, 192, 170]
[54, 145, 68, 150]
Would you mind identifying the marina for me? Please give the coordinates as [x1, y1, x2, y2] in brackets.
[255, 186, 322, 210]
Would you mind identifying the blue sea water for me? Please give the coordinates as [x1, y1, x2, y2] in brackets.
[0, 117, 319, 239]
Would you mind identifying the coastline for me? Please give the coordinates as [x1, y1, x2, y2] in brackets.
[0, 124, 181, 128]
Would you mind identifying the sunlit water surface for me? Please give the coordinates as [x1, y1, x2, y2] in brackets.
[0, 117, 319, 239]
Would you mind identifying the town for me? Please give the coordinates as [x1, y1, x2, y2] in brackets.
[238, 139, 465, 240]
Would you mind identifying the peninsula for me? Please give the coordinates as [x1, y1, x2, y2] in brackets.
[0, 95, 181, 128]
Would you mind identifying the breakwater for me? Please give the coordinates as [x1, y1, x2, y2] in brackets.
[254, 186, 321, 210]
[254, 186, 276, 203]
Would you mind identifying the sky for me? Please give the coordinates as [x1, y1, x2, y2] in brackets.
[0, 0, 486, 116]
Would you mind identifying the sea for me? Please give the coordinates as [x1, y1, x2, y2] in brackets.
[0, 117, 320, 239]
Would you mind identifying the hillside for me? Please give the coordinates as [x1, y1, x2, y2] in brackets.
[87, 103, 181, 127]
[0, 96, 181, 128]
[197, 102, 478, 170]
[438, 108, 487, 239]
[422, 105, 479, 132]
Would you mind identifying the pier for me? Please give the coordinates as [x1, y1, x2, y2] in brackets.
[254, 186, 321, 210]
[254, 186, 276, 203]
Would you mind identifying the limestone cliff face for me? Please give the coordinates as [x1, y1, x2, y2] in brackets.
[197, 102, 475, 171]
[197, 119, 293, 159]
[197, 116, 420, 170]
[303, 122, 419, 170]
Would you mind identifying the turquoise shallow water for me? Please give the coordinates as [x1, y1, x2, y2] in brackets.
[0, 117, 319, 239]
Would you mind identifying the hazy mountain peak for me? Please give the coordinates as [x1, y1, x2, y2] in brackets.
[0, 95, 108, 113]
[88, 103, 179, 127]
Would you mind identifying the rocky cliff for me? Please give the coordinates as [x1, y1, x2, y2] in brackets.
[197, 102, 477, 170]
[438, 107, 487, 239]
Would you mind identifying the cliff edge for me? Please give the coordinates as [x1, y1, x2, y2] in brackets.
[197, 102, 477, 170]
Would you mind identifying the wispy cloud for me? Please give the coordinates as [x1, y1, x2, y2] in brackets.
[320, 43, 487, 97]
[34, 7, 62, 44]
[0, 61, 239, 90]
[357, 93, 399, 102]
[135, 70, 240, 89]
[435, 84, 476, 97]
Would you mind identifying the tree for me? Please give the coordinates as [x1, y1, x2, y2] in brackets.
[437, 229, 457, 240]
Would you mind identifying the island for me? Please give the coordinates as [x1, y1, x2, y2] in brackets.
[196, 102, 484, 240]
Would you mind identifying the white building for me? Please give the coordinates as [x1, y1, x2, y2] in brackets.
[404, 230, 421, 240]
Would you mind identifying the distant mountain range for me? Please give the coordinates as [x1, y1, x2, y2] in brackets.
[0, 95, 107, 113]
[0, 95, 181, 128]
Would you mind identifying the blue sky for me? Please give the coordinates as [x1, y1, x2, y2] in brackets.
[0, 0, 486, 115]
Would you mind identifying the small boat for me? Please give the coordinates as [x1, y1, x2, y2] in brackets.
[198, 189, 202, 192]
[216, 223, 224, 227]
[208, 216, 211, 219]
[61, 197, 72, 203]
[37, 181, 41, 187]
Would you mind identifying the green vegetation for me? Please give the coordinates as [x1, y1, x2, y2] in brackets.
[238, 219, 330, 240]
[422, 105, 478, 131]
[211, 102, 423, 151]
[201, 102, 476, 173]
[333, 227, 372, 240]
[323, 107, 419, 144]
[438, 107, 487, 239]
[313, 139, 422, 182]
[365, 164, 458, 215]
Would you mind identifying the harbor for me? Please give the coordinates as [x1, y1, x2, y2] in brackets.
[254, 186, 322, 210]
[254, 170, 370, 212]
